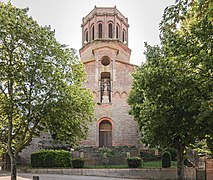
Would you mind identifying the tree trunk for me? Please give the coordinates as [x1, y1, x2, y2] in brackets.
[10, 157, 17, 180]
[176, 141, 185, 180]
[7, 75, 16, 180]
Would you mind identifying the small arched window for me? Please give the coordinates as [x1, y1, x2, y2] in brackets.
[116, 25, 119, 39]
[122, 30, 126, 42]
[108, 23, 113, 38]
[91, 25, 95, 40]
[98, 23, 102, 38]
[85, 30, 88, 42]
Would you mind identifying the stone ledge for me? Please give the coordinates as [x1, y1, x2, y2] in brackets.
[18, 168, 196, 180]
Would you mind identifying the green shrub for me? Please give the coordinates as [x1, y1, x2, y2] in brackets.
[72, 158, 85, 168]
[162, 151, 171, 168]
[44, 152, 54, 167]
[164, 148, 177, 161]
[31, 150, 46, 167]
[127, 157, 142, 168]
[31, 149, 71, 168]
[54, 150, 71, 167]
[98, 147, 113, 158]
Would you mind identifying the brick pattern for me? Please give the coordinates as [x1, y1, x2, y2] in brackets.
[80, 7, 140, 148]
[206, 158, 213, 180]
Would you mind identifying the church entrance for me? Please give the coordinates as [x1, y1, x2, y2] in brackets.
[99, 120, 112, 147]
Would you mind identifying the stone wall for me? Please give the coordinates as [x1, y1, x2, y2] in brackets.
[80, 44, 139, 147]
[18, 133, 70, 165]
[20, 167, 196, 180]
[73, 146, 140, 166]
[18, 133, 53, 165]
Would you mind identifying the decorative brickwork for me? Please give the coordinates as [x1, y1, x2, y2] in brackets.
[80, 6, 140, 148]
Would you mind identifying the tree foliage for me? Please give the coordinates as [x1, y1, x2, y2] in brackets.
[0, 2, 94, 179]
[129, 0, 212, 179]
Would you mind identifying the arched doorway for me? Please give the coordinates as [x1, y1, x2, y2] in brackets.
[99, 120, 112, 147]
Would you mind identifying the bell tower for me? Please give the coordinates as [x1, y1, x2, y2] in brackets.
[80, 6, 139, 148]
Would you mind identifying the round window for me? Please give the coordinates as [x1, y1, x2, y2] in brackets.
[101, 56, 110, 66]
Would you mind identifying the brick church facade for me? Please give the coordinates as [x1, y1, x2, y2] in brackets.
[16, 6, 140, 165]
[79, 6, 140, 148]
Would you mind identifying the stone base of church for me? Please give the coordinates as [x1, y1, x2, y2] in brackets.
[17, 133, 71, 165]
[72, 146, 140, 166]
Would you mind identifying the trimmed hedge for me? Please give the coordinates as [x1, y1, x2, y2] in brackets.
[127, 157, 142, 168]
[72, 158, 85, 168]
[31, 150, 71, 168]
[162, 151, 171, 168]
[164, 148, 177, 161]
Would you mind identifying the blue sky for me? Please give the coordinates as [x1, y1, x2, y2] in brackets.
[1, 0, 175, 65]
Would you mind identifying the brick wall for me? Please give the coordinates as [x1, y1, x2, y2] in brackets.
[80, 47, 140, 147]
[79, 10, 140, 147]
[206, 158, 213, 180]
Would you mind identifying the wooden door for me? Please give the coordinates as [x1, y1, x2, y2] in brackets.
[99, 120, 112, 147]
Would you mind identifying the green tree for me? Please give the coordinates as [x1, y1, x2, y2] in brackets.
[0, 3, 94, 180]
[129, 0, 212, 179]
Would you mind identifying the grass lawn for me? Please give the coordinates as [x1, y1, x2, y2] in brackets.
[143, 161, 177, 168]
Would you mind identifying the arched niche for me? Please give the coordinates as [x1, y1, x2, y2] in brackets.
[99, 120, 112, 147]
[100, 72, 111, 103]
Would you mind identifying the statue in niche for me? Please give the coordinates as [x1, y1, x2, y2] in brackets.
[100, 78, 111, 103]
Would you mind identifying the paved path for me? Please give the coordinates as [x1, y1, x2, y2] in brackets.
[0, 173, 142, 180]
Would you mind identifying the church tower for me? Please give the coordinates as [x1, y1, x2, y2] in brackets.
[80, 6, 139, 147]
